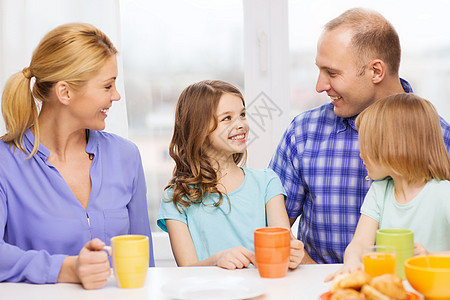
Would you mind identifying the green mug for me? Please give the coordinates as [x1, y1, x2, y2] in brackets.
[376, 228, 413, 279]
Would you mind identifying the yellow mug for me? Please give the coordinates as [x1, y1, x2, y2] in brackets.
[104, 234, 149, 288]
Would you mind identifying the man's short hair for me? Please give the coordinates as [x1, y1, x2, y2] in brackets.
[325, 8, 401, 75]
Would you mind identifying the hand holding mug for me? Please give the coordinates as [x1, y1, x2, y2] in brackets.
[104, 235, 149, 289]
[77, 238, 111, 289]
[288, 237, 304, 269]
[57, 238, 111, 290]
[413, 242, 429, 256]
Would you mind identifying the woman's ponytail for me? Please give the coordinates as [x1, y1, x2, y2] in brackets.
[1, 68, 40, 156]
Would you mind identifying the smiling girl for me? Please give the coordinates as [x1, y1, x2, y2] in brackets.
[157, 80, 304, 269]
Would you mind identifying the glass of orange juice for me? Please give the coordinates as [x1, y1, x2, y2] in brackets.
[362, 245, 396, 278]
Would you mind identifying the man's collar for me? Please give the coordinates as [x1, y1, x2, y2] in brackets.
[337, 116, 357, 133]
[400, 78, 413, 93]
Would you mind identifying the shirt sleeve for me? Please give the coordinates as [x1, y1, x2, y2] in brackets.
[360, 180, 386, 223]
[439, 117, 450, 154]
[268, 117, 306, 219]
[0, 181, 66, 283]
[157, 188, 188, 232]
[127, 148, 155, 267]
[264, 169, 287, 204]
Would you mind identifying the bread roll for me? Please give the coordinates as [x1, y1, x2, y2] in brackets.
[369, 274, 408, 300]
[327, 271, 409, 300]
[331, 270, 372, 292]
[361, 284, 390, 300]
[330, 288, 365, 300]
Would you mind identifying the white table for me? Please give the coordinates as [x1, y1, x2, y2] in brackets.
[0, 264, 422, 299]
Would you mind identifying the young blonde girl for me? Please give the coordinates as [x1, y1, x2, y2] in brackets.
[327, 93, 450, 280]
[157, 80, 304, 269]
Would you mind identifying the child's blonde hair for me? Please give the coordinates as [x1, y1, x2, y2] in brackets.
[166, 80, 246, 210]
[356, 93, 450, 183]
[1, 23, 117, 156]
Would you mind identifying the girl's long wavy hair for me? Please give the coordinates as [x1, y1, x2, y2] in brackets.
[166, 80, 247, 211]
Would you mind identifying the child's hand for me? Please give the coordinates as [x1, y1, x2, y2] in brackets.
[288, 238, 305, 269]
[324, 262, 363, 282]
[212, 246, 255, 270]
[414, 242, 429, 256]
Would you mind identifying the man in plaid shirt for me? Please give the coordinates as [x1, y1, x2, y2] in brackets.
[269, 8, 450, 264]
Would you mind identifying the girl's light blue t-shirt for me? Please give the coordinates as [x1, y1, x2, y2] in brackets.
[361, 178, 450, 252]
[157, 167, 286, 261]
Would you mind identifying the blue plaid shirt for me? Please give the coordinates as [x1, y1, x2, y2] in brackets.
[270, 79, 450, 263]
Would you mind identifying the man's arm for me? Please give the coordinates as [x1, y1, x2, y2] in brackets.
[301, 251, 317, 264]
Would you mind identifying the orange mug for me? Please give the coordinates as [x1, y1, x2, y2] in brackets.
[254, 227, 290, 278]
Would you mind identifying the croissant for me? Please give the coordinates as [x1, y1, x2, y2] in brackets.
[331, 270, 372, 292]
[330, 288, 365, 300]
[369, 274, 408, 300]
[329, 271, 408, 300]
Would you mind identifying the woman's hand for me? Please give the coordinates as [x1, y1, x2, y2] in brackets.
[414, 242, 429, 256]
[288, 238, 305, 269]
[212, 246, 255, 270]
[76, 238, 111, 289]
[58, 238, 111, 289]
[324, 261, 363, 282]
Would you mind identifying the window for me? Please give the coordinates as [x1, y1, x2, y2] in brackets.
[289, 0, 450, 121]
[120, 0, 244, 233]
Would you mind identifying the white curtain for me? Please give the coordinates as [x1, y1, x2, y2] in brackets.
[0, 0, 128, 137]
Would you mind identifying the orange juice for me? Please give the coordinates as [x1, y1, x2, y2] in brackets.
[363, 252, 396, 278]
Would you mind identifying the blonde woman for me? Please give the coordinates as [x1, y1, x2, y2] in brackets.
[0, 23, 153, 289]
[326, 93, 450, 280]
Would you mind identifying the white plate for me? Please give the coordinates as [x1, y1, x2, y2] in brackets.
[160, 275, 266, 299]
